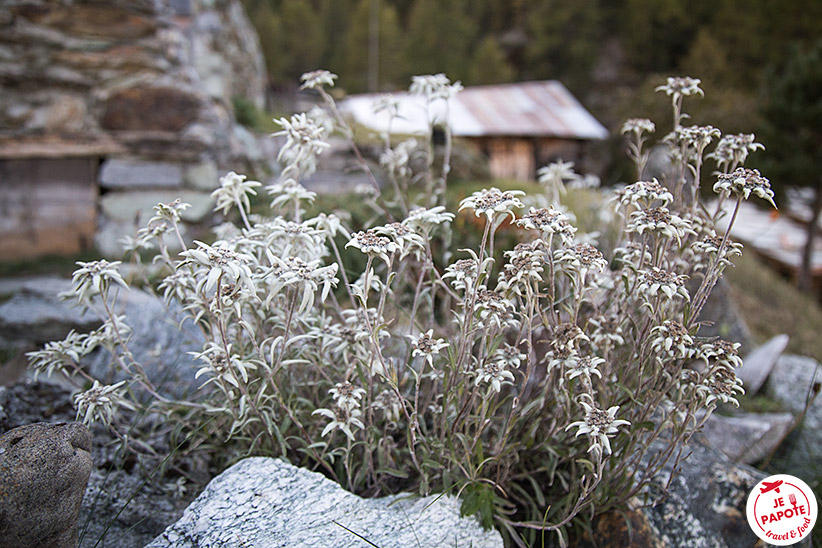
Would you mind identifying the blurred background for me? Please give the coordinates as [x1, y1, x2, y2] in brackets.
[0, 0, 820, 340]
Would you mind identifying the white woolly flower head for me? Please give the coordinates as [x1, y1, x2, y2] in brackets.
[211, 171, 262, 216]
[712, 168, 776, 208]
[565, 401, 630, 456]
[409, 73, 463, 101]
[300, 69, 338, 90]
[459, 187, 525, 223]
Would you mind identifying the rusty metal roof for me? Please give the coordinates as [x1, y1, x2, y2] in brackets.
[341, 80, 609, 140]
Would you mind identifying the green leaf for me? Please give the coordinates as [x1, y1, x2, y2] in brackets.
[460, 482, 496, 530]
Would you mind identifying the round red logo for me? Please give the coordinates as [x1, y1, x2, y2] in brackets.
[746, 474, 818, 545]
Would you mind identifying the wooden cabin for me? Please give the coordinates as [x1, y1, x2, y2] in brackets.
[341, 80, 608, 181]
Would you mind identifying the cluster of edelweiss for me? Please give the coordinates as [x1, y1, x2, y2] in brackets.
[29, 72, 776, 542]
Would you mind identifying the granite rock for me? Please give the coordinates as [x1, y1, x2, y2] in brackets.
[146, 457, 504, 548]
[764, 354, 822, 493]
[739, 334, 789, 395]
[0, 380, 194, 548]
[0, 422, 93, 548]
[700, 411, 794, 464]
[639, 439, 798, 548]
[0, 277, 100, 345]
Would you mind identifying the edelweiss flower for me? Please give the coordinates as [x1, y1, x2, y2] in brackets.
[473, 288, 518, 330]
[181, 241, 256, 294]
[409, 329, 449, 367]
[192, 342, 257, 389]
[566, 401, 630, 456]
[554, 243, 608, 277]
[313, 406, 364, 440]
[497, 241, 546, 295]
[404, 206, 455, 233]
[516, 207, 577, 245]
[380, 139, 417, 179]
[492, 344, 526, 370]
[300, 69, 338, 90]
[443, 252, 481, 292]
[372, 94, 401, 116]
[651, 320, 696, 360]
[713, 168, 776, 208]
[655, 76, 704, 99]
[707, 133, 764, 171]
[665, 125, 721, 156]
[621, 118, 656, 136]
[28, 330, 98, 379]
[74, 380, 131, 427]
[409, 73, 463, 101]
[307, 212, 349, 240]
[151, 198, 190, 225]
[699, 339, 743, 370]
[267, 178, 317, 211]
[565, 355, 605, 381]
[459, 187, 525, 222]
[627, 207, 694, 245]
[274, 112, 330, 176]
[697, 368, 744, 407]
[329, 381, 366, 412]
[211, 171, 262, 216]
[589, 314, 625, 349]
[346, 229, 398, 264]
[638, 267, 689, 301]
[537, 160, 580, 202]
[474, 359, 515, 393]
[375, 222, 425, 258]
[250, 218, 325, 261]
[371, 389, 403, 423]
[71, 259, 128, 303]
[264, 255, 338, 313]
[614, 179, 674, 209]
[690, 232, 742, 269]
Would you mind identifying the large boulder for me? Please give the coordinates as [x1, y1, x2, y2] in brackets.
[0, 276, 204, 399]
[146, 457, 504, 548]
[639, 439, 810, 548]
[0, 277, 99, 346]
[0, 380, 194, 548]
[0, 422, 93, 548]
[764, 354, 822, 493]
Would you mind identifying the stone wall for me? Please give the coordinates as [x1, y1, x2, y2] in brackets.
[0, 0, 273, 259]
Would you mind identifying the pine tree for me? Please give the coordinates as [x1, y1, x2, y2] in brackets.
[760, 41, 822, 291]
[468, 36, 515, 86]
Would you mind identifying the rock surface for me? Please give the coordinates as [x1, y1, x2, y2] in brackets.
[764, 354, 822, 493]
[739, 334, 789, 394]
[146, 457, 504, 548]
[0, 380, 194, 548]
[0, 277, 99, 346]
[700, 411, 794, 464]
[0, 276, 204, 398]
[695, 278, 754, 353]
[78, 468, 189, 548]
[0, 422, 93, 548]
[638, 438, 811, 548]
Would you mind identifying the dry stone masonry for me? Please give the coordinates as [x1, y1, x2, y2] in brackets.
[0, 0, 273, 259]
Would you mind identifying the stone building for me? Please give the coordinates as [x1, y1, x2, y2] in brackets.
[0, 0, 271, 259]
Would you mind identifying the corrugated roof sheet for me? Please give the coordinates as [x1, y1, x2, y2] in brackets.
[340, 80, 609, 140]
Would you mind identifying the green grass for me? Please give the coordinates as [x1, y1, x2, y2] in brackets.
[724, 251, 822, 363]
